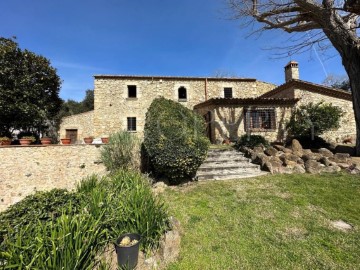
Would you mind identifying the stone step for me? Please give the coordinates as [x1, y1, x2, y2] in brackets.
[198, 162, 259, 171]
[197, 171, 268, 181]
[203, 156, 250, 163]
[206, 152, 244, 158]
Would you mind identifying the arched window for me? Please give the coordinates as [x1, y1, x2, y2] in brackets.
[178, 87, 187, 101]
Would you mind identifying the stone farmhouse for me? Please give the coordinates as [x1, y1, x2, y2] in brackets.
[60, 61, 355, 144]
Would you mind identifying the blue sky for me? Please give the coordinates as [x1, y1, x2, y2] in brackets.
[2, 0, 346, 101]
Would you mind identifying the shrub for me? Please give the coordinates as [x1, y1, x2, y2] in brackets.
[1, 171, 170, 267]
[78, 170, 170, 250]
[235, 134, 269, 149]
[100, 130, 140, 172]
[0, 189, 81, 243]
[286, 102, 343, 137]
[144, 97, 210, 184]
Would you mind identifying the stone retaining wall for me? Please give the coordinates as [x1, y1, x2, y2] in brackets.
[0, 144, 106, 212]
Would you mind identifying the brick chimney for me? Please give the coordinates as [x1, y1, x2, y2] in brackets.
[285, 61, 299, 82]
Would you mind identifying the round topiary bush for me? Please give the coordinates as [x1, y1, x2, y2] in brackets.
[144, 97, 210, 184]
[235, 134, 269, 149]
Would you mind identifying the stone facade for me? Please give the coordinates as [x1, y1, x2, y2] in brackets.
[0, 144, 106, 211]
[59, 61, 355, 144]
[60, 111, 94, 143]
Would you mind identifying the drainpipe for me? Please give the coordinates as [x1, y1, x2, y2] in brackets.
[205, 78, 208, 101]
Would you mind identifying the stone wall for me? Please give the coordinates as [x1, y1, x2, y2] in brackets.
[0, 144, 106, 212]
[196, 105, 293, 143]
[60, 111, 94, 142]
[294, 89, 356, 143]
[93, 77, 276, 137]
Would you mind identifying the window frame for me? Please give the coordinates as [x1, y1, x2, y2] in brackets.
[178, 86, 187, 102]
[127, 117, 137, 132]
[244, 108, 276, 131]
[224, 87, 233, 98]
[127, 85, 137, 98]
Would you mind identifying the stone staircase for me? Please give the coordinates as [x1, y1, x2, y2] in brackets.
[196, 148, 267, 181]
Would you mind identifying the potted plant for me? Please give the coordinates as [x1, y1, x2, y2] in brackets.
[101, 136, 109, 144]
[19, 136, 35, 146]
[114, 233, 141, 269]
[40, 136, 52, 145]
[83, 136, 94, 144]
[61, 138, 71, 145]
[0, 136, 11, 146]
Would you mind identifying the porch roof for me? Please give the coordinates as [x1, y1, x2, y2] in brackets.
[193, 97, 299, 109]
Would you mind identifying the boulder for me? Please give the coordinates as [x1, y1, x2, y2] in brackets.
[273, 144, 286, 151]
[291, 139, 303, 156]
[283, 148, 293, 154]
[252, 152, 269, 167]
[253, 145, 265, 153]
[265, 146, 278, 156]
[302, 153, 322, 162]
[330, 153, 351, 163]
[318, 148, 334, 158]
[263, 156, 283, 174]
[322, 165, 341, 173]
[293, 164, 306, 174]
[283, 159, 298, 168]
[305, 160, 324, 174]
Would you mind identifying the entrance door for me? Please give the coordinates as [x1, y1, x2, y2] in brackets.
[204, 112, 212, 143]
[65, 129, 78, 144]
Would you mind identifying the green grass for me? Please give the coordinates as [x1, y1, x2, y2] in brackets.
[162, 173, 360, 270]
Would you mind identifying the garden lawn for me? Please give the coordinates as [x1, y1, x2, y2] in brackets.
[163, 173, 360, 270]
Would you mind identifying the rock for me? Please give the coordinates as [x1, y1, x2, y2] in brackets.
[283, 159, 297, 168]
[302, 153, 322, 162]
[273, 144, 286, 151]
[302, 149, 313, 155]
[337, 163, 350, 169]
[153, 181, 168, 195]
[291, 139, 303, 156]
[264, 146, 278, 156]
[322, 165, 341, 173]
[305, 160, 324, 174]
[158, 229, 181, 265]
[251, 152, 268, 167]
[330, 153, 351, 163]
[283, 148, 293, 154]
[319, 157, 331, 166]
[318, 148, 334, 158]
[253, 145, 265, 153]
[293, 164, 306, 174]
[263, 157, 283, 174]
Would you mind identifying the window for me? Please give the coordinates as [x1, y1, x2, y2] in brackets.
[224, 87, 233, 98]
[178, 87, 187, 101]
[244, 109, 276, 131]
[127, 117, 137, 131]
[128, 85, 137, 98]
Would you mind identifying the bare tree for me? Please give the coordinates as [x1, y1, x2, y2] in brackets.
[227, 0, 360, 155]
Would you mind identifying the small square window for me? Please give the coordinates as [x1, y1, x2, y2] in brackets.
[244, 109, 276, 131]
[224, 87, 233, 98]
[128, 85, 137, 98]
[127, 117, 137, 131]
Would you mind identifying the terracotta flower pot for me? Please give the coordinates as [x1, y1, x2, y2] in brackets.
[19, 139, 32, 146]
[41, 137, 52, 145]
[0, 139, 11, 146]
[61, 138, 71, 145]
[101, 137, 109, 144]
[84, 137, 93, 144]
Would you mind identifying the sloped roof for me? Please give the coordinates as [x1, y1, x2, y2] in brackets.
[260, 79, 352, 101]
[94, 74, 257, 82]
[194, 97, 299, 109]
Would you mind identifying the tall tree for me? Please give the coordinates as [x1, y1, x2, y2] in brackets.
[0, 37, 62, 136]
[227, 0, 360, 155]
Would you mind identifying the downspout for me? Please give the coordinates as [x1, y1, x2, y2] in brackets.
[205, 78, 208, 101]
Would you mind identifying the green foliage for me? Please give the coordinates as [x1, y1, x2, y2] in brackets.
[100, 130, 140, 172]
[286, 102, 343, 137]
[0, 189, 81, 243]
[0, 171, 169, 267]
[144, 97, 210, 184]
[78, 170, 170, 250]
[1, 212, 107, 269]
[0, 37, 62, 136]
[235, 134, 269, 149]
